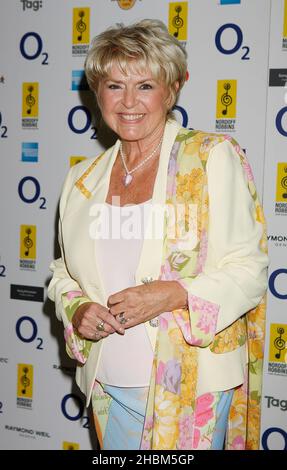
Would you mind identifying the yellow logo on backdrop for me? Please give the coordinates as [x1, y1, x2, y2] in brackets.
[168, 2, 188, 41]
[73, 8, 90, 44]
[63, 441, 80, 450]
[17, 364, 33, 399]
[117, 0, 136, 9]
[216, 80, 237, 119]
[276, 163, 287, 202]
[20, 225, 36, 259]
[283, 0, 287, 38]
[22, 83, 38, 118]
[269, 324, 287, 363]
[70, 156, 87, 167]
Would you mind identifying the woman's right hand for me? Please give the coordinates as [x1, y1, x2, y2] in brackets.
[72, 302, 125, 341]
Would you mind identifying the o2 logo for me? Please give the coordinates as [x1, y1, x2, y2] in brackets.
[18, 176, 47, 209]
[16, 316, 43, 350]
[215, 23, 250, 60]
[0, 111, 8, 138]
[68, 106, 97, 139]
[275, 107, 287, 137]
[262, 427, 287, 450]
[269, 269, 287, 300]
[61, 394, 90, 429]
[20, 32, 48, 65]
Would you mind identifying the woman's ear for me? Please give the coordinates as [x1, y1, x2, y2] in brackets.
[166, 81, 180, 109]
[174, 81, 180, 93]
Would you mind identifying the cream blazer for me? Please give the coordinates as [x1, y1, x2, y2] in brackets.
[48, 120, 268, 406]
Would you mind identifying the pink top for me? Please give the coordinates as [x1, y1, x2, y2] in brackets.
[95, 200, 154, 387]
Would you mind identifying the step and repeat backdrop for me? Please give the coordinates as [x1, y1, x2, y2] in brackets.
[0, 0, 286, 450]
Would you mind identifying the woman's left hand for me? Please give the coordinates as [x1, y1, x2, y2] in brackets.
[107, 280, 188, 328]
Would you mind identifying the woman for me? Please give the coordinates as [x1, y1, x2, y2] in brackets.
[48, 19, 268, 450]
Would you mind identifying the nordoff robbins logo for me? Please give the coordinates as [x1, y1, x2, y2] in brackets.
[265, 395, 287, 411]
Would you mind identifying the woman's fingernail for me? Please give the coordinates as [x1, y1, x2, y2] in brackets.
[119, 328, 125, 334]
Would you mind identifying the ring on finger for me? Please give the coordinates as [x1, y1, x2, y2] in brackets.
[96, 320, 105, 332]
[117, 312, 128, 325]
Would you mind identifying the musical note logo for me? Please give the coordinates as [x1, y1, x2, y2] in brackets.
[24, 227, 33, 257]
[26, 85, 36, 115]
[17, 363, 33, 400]
[276, 163, 287, 202]
[280, 167, 287, 199]
[20, 225, 36, 262]
[169, 2, 188, 41]
[216, 79, 237, 124]
[22, 82, 38, 119]
[172, 5, 184, 38]
[221, 82, 232, 116]
[76, 11, 86, 42]
[72, 7, 90, 51]
[20, 367, 30, 395]
[274, 327, 286, 359]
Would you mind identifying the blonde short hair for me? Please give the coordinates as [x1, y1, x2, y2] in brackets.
[85, 19, 187, 113]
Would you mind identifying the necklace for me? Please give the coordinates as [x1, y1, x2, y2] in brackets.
[119, 137, 163, 187]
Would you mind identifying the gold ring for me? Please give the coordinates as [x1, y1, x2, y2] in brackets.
[96, 320, 105, 332]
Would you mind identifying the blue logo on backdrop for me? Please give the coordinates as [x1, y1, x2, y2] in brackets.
[72, 71, 89, 91]
[220, 0, 241, 4]
[18, 176, 47, 209]
[269, 269, 287, 300]
[68, 105, 97, 139]
[15, 316, 43, 350]
[20, 32, 48, 65]
[61, 394, 90, 428]
[276, 107, 287, 137]
[215, 23, 250, 60]
[21, 143, 38, 162]
[262, 427, 287, 450]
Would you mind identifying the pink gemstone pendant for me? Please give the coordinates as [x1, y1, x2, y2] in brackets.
[124, 173, 133, 186]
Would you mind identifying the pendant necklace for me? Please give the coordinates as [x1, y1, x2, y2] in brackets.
[119, 137, 163, 187]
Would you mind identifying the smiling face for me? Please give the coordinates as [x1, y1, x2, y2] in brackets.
[96, 63, 172, 144]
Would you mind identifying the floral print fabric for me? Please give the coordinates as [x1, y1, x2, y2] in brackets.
[61, 290, 92, 362]
[140, 129, 267, 450]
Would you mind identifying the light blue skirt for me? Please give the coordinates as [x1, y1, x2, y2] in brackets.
[102, 384, 234, 450]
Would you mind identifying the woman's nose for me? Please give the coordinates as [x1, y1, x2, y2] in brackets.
[122, 88, 137, 108]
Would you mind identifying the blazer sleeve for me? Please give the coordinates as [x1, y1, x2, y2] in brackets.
[47, 167, 91, 327]
[175, 139, 269, 347]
